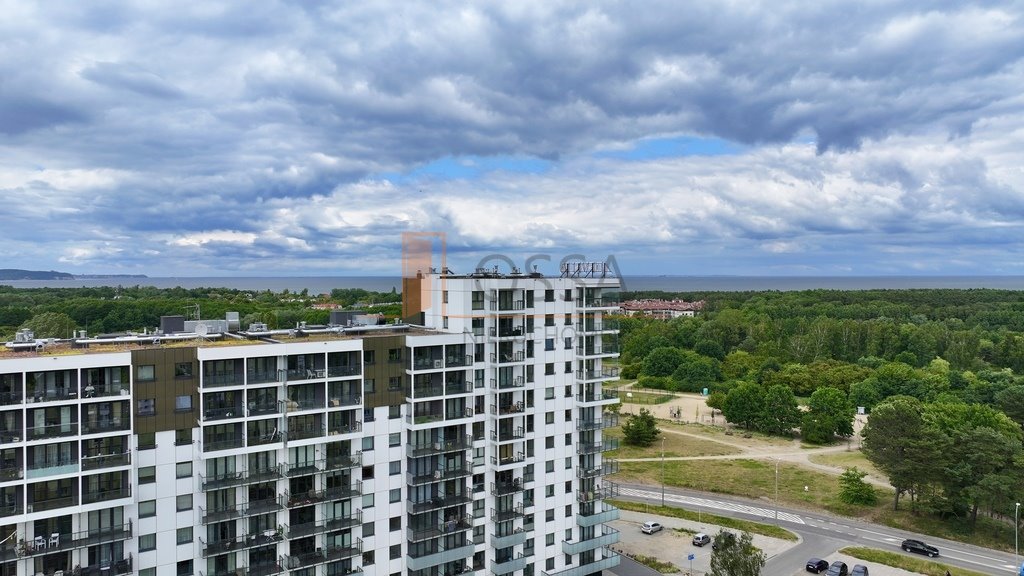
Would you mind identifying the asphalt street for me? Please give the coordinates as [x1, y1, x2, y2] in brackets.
[608, 483, 1023, 576]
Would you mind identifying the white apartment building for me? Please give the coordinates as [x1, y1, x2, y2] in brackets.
[0, 265, 621, 576]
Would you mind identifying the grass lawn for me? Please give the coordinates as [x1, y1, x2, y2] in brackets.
[611, 458, 890, 517]
[840, 546, 991, 576]
[808, 450, 885, 478]
[616, 390, 675, 404]
[610, 499, 798, 541]
[658, 420, 796, 450]
[603, 426, 742, 459]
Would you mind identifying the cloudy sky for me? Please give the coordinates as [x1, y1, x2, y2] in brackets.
[2, 1, 1023, 277]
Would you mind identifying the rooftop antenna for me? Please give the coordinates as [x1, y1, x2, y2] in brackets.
[185, 304, 201, 321]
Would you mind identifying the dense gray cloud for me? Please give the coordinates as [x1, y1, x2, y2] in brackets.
[0, 0, 1022, 276]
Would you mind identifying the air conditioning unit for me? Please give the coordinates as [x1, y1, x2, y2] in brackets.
[433, 359, 443, 369]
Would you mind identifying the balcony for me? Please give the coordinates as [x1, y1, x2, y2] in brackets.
[491, 552, 530, 575]
[201, 465, 283, 491]
[289, 423, 325, 441]
[575, 344, 619, 357]
[247, 370, 280, 385]
[576, 414, 618, 431]
[29, 495, 77, 512]
[81, 451, 131, 471]
[407, 434, 472, 457]
[286, 368, 326, 381]
[490, 452, 525, 468]
[0, 501, 21, 517]
[489, 351, 525, 365]
[249, 429, 286, 446]
[0, 465, 22, 481]
[204, 436, 245, 452]
[492, 377, 524, 390]
[576, 460, 619, 479]
[325, 508, 363, 531]
[327, 394, 361, 408]
[325, 540, 363, 561]
[26, 457, 76, 479]
[412, 385, 444, 399]
[285, 398, 324, 412]
[327, 365, 361, 378]
[574, 298, 616, 309]
[575, 319, 620, 333]
[323, 481, 363, 501]
[576, 504, 620, 527]
[490, 479, 523, 496]
[489, 326, 524, 339]
[287, 460, 322, 477]
[204, 373, 242, 388]
[576, 439, 619, 454]
[407, 542, 475, 572]
[444, 380, 472, 395]
[247, 401, 282, 416]
[285, 550, 330, 569]
[201, 502, 244, 524]
[82, 485, 131, 504]
[324, 453, 362, 471]
[409, 492, 473, 514]
[575, 390, 619, 405]
[489, 402, 525, 416]
[408, 518, 472, 542]
[445, 355, 473, 368]
[541, 548, 620, 576]
[26, 388, 77, 403]
[491, 427, 524, 443]
[413, 357, 445, 371]
[201, 530, 283, 558]
[445, 407, 473, 421]
[0, 430, 20, 444]
[20, 521, 132, 557]
[490, 504, 524, 522]
[246, 561, 285, 576]
[244, 495, 284, 516]
[576, 484, 618, 503]
[562, 526, 619, 555]
[408, 464, 473, 486]
[82, 418, 131, 434]
[79, 554, 133, 576]
[490, 528, 530, 548]
[328, 420, 362, 436]
[26, 422, 78, 440]
[0, 391, 23, 406]
[575, 367, 620, 382]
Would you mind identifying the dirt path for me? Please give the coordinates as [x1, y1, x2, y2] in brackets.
[616, 391, 891, 488]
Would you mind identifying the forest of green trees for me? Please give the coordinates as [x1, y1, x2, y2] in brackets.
[0, 285, 401, 341]
[616, 289, 1024, 528]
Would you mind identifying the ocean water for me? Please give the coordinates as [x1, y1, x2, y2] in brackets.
[6, 276, 1024, 293]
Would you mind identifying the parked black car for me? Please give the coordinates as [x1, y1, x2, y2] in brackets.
[901, 539, 939, 557]
[825, 560, 848, 576]
[851, 565, 869, 576]
[806, 558, 829, 573]
[711, 532, 735, 550]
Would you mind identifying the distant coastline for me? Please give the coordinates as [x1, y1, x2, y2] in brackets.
[5, 275, 1024, 293]
[0, 268, 148, 281]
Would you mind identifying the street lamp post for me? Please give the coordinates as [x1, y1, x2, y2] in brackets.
[660, 437, 666, 507]
[774, 458, 779, 524]
[1016, 501, 1020, 570]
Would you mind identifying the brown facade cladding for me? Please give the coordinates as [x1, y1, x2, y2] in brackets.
[401, 275, 424, 324]
[361, 334, 408, 409]
[131, 346, 199, 434]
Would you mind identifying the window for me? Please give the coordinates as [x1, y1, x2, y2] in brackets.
[442, 290, 448, 304]
[443, 316, 448, 329]
[362, 522, 375, 537]
[363, 350, 376, 365]
[388, 405, 400, 419]
[565, 457, 572, 470]
[546, 533, 555, 546]
[363, 379, 375, 393]
[546, 558, 555, 570]
[177, 560, 193, 576]
[388, 376, 401, 391]
[139, 500, 156, 517]
[362, 465, 374, 479]
[565, 505, 572, 518]
[472, 291, 485, 310]
[390, 544, 401, 560]
[565, 337, 573, 350]
[564, 361, 571, 373]
[545, 485, 554, 497]
[138, 466, 155, 484]
[545, 460, 554, 473]
[140, 569, 156, 576]
[545, 436, 554, 449]
[176, 462, 193, 478]
[565, 481, 571, 493]
[364, 407, 375, 422]
[363, 551, 374, 566]
[176, 494, 192, 511]
[545, 338, 555, 351]
[565, 433, 572, 446]
[389, 461, 401, 475]
[176, 527, 193, 545]
[175, 362, 193, 378]
[564, 314, 572, 326]
[564, 409, 571, 422]
[389, 433, 400, 447]
[175, 395, 192, 412]
[138, 432, 156, 449]
[137, 365, 155, 381]
[565, 289, 572, 301]
[362, 494, 374, 508]
[389, 488, 400, 503]
[140, 533, 156, 551]
[137, 398, 155, 416]
[175, 429, 192, 446]
[362, 436, 374, 451]
[545, 412, 554, 424]
[544, 290, 554, 302]
[545, 387, 554, 399]
[545, 509, 554, 522]
[565, 385, 572, 398]
[545, 314, 554, 327]
[389, 516, 401, 531]
[545, 363, 554, 375]
[387, 348, 401, 363]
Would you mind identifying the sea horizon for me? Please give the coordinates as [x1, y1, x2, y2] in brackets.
[7, 275, 1024, 293]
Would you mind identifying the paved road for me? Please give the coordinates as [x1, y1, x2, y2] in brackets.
[609, 483, 1022, 575]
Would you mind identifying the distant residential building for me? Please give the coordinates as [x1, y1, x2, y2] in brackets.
[619, 299, 705, 319]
